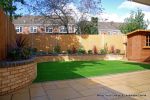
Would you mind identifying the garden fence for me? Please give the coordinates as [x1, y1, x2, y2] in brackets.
[0, 9, 16, 60]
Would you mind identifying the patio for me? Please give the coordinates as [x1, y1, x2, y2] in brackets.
[1, 70, 150, 100]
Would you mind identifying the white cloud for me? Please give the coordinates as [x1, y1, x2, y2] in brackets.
[65, 3, 130, 23]
[66, 2, 150, 29]
[118, 1, 150, 11]
[96, 13, 126, 22]
[143, 11, 150, 29]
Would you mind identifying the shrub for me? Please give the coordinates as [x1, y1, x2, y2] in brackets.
[16, 35, 29, 48]
[8, 47, 32, 61]
[104, 43, 108, 54]
[22, 48, 32, 59]
[53, 45, 61, 53]
[88, 50, 93, 54]
[7, 35, 32, 61]
[110, 45, 115, 54]
[115, 49, 121, 54]
[100, 49, 107, 55]
[93, 46, 98, 54]
[8, 48, 21, 60]
[77, 48, 86, 54]
[67, 49, 72, 54]
[72, 46, 77, 54]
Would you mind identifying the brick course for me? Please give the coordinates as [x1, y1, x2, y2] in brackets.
[36, 54, 124, 63]
[0, 62, 37, 95]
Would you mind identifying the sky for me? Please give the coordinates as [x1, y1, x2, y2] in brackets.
[100, 0, 150, 23]
[15, 0, 150, 28]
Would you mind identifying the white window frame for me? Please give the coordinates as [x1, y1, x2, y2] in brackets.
[30, 26, 37, 33]
[108, 31, 112, 35]
[16, 26, 23, 33]
[45, 26, 53, 33]
[146, 35, 150, 47]
[68, 25, 75, 33]
[59, 26, 67, 33]
[68, 26, 72, 33]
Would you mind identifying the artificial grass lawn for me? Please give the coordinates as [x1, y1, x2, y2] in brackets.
[34, 60, 150, 82]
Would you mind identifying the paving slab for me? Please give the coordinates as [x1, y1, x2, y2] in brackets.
[46, 87, 82, 100]
[1, 70, 150, 100]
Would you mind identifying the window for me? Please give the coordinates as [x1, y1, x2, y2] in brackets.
[112, 31, 117, 35]
[108, 31, 112, 35]
[16, 26, 23, 33]
[59, 26, 67, 33]
[146, 34, 150, 46]
[71, 25, 75, 33]
[68, 26, 72, 33]
[30, 26, 37, 33]
[45, 27, 53, 33]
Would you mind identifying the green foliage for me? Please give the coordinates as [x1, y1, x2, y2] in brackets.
[78, 17, 98, 34]
[77, 48, 86, 54]
[88, 50, 93, 54]
[120, 9, 149, 34]
[7, 35, 32, 60]
[0, 0, 25, 21]
[22, 47, 32, 59]
[53, 45, 61, 54]
[100, 49, 107, 54]
[8, 47, 32, 61]
[8, 48, 22, 60]
[115, 49, 121, 54]
[67, 49, 72, 54]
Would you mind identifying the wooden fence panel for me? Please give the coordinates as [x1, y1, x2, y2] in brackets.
[0, 9, 16, 60]
[19, 34, 127, 54]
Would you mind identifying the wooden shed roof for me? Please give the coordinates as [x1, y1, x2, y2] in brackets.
[129, 0, 150, 6]
[127, 29, 150, 36]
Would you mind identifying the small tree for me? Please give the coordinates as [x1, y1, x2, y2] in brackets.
[119, 9, 149, 34]
[78, 17, 98, 34]
[0, 0, 25, 21]
[28, 0, 103, 34]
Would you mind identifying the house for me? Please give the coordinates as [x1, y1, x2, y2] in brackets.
[98, 22, 123, 35]
[13, 16, 76, 34]
[127, 30, 150, 62]
[13, 16, 124, 35]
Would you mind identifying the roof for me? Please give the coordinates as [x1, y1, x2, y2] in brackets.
[129, 0, 150, 6]
[127, 29, 150, 36]
[13, 16, 75, 25]
[98, 22, 122, 30]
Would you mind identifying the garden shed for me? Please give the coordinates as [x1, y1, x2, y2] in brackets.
[127, 30, 150, 62]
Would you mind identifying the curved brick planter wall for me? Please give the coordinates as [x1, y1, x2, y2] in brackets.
[0, 60, 37, 95]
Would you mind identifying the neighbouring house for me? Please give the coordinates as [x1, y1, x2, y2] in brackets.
[98, 22, 123, 35]
[127, 30, 150, 62]
[13, 16, 76, 34]
[13, 16, 124, 35]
